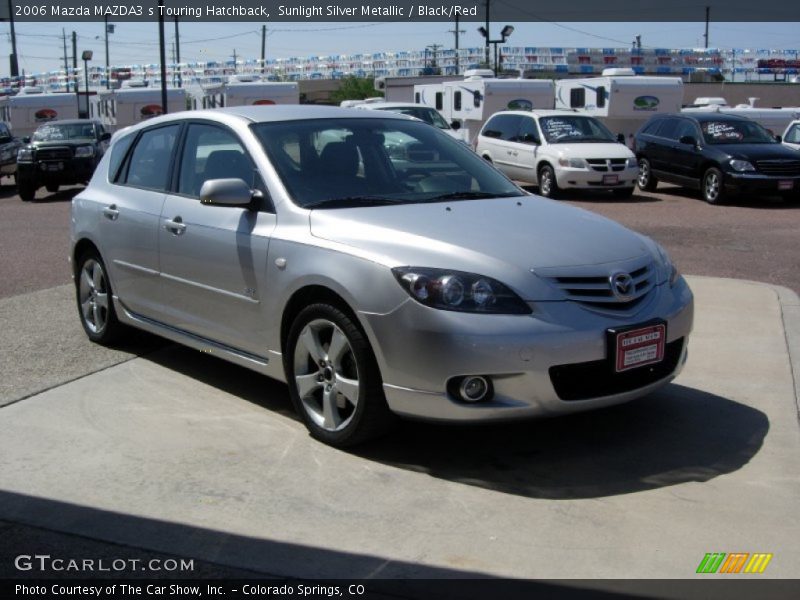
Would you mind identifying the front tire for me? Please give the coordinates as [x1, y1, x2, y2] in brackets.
[637, 158, 658, 191]
[538, 165, 561, 199]
[46, 183, 59, 193]
[702, 167, 726, 205]
[285, 303, 393, 447]
[75, 250, 123, 344]
[18, 180, 36, 201]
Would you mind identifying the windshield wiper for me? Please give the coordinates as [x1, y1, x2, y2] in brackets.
[425, 191, 519, 201]
[304, 196, 405, 209]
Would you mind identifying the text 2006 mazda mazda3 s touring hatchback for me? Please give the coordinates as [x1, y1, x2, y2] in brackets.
[70, 106, 693, 447]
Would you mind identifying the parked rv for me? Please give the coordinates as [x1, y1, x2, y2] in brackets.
[192, 75, 299, 109]
[555, 69, 684, 147]
[92, 83, 186, 131]
[682, 97, 800, 137]
[354, 101, 465, 141]
[415, 71, 555, 143]
[0, 87, 79, 139]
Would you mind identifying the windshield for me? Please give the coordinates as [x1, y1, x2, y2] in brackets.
[700, 120, 777, 144]
[539, 116, 616, 143]
[33, 123, 96, 142]
[376, 106, 451, 130]
[252, 118, 520, 209]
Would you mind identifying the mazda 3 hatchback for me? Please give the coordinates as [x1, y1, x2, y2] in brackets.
[71, 106, 693, 447]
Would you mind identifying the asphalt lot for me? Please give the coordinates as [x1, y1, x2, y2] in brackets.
[0, 183, 798, 592]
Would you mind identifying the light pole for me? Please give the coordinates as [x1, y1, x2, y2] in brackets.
[478, 25, 514, 75]
[82, 50, 93, 118]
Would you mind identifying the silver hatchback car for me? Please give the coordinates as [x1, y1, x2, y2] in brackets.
[71, 106, 693, 447]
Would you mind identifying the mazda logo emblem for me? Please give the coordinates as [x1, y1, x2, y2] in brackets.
[610, 272, 635, 301]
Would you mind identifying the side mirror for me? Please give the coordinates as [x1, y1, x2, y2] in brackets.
[22, 136, 30, 144]
[617, 133, 625, 144]
[450, 121, 461, 130]
[521, 133, 540, 145]
[679, 135, 698, 146]
[100, 132, 111, 142]
[775, 134, 782, 143]
[199, 178, 254, 207]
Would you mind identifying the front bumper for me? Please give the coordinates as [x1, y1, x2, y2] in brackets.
[361, 278, 694, 422]
[555, 165, 639, 190]
[18, 157, 97, 183]
[724, 172, 800, 195]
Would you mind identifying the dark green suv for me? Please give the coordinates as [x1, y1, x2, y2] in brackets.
[16, 119, 111, 201]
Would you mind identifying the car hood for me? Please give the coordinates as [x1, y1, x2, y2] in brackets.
[548, 142, 634, 159]
[713, 143, 800, 161]
[309, 195, 653, 299]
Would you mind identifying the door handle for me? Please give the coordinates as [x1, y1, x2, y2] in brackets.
[102, 205, 119, 220]
[165, 217, 186, 235]
[512, 151, 519, 157]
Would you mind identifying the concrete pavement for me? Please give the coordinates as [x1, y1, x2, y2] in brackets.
[0, 276, 798, 584]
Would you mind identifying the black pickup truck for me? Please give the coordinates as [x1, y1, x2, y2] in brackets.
[16, 119, 111, 201]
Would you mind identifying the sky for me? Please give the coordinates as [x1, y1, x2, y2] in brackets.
[3, 20, 799, 75]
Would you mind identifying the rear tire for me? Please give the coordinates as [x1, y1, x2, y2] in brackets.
[538, 165, 561, 199]
[75, 249, 124, 345]
[637, 158, 658, 191]
[702, 167, 726, 205]
[285, 303, 394, 447]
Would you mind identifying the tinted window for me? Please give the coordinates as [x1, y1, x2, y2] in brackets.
[596, 86, 606, 108]
[415, 92, 420, 103]
[570, 88, 585, 108]
[435, 92, 443, 111]
[640, 119, 663, 135]
[253, 118, 520, 208]
[517, 117, 540, 144]
[473, 90, 481, 108]
[178, 123, 252, 197]
[123, 125, 180, 191]
[109, 132, 137, 183]
[655, 118, 679, 140]
[454, 91, 462, 111]
[700, 120, 777, 144]
[481, 114, 524, 141]
[539, 116, 615, 143]
[786, 124, 800, 144]
[674, 120, 699, 142]
[33, 123, 96, 142]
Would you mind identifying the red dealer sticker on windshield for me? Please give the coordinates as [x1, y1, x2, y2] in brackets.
[615, 324, 665, 372]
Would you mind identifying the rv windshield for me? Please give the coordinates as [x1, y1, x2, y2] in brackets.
[700, 120, 777, 145]
[33, 123, 96, 142]
[375, 106, 451, 130]
[539, 116, 616, 143]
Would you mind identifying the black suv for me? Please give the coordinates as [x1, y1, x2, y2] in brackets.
[16, 119, 111, 201]
[634, 113, 800, 204]
[0, 122, 22, 184]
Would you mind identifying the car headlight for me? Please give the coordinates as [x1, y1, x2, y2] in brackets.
[392, 267, 532, 314]
[17, 147, 33, 163]
[626, 157, 638, 168]
[729, 159, 755, 172]
[655, 244, 679, 287]
[557, 157, 587, 169]
[74, 146, 95, 158]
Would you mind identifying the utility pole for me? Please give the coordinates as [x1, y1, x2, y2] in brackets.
[449, 15, 465, 75]
[426, 44, 442, 71]
[261, 25, 266, 75]
[174, 17, 181, 88]
[104, 15, 110, 89]
[158, 0, 168, 113]
[231, 49, 238, 74]
[7, 0, 19, 78]
[484, 0, 490, 68]
[72, 31, 78, 93]
[62, 29, 69, 88]
[704, 6, 710, 48]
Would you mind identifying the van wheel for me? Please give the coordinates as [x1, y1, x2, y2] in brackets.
[637, 158, 658, 191]
[285, 303, 394, 447]
[702, 167, 726, 205]
[538, 165, 560, 199]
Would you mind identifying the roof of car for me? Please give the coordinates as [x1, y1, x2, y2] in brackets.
[37, 119, 101, 126]
[494, 110, 588, 118]
[359, 103, 436, 110]
[654, 112, 756, 123]
[212, 105, 411, 123]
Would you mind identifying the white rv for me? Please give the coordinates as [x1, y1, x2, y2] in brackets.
[0, 87, 79, 138]
[92, 84, 186, 131]
[415, 71, 555, 143]
[555, 69, 684, 145]
[195, 75, 299, 109]
[682, 97, 800, 136]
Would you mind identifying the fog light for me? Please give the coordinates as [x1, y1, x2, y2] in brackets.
[459, 376, 490, 402]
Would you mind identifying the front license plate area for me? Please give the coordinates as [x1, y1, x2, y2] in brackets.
[607, 322, 666, 373]
[603, 174, 619, 185]
[778, 180, 793, 191]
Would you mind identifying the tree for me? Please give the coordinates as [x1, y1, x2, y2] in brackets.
[329, 77, 382, 104]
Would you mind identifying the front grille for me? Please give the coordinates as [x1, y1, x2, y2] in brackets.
[549, 337, 684, 401]
[755, 160, 800, 176]
[586, 158, 627, 172]
[548, 263, 654, 310]
[36, 147, 72, 161]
